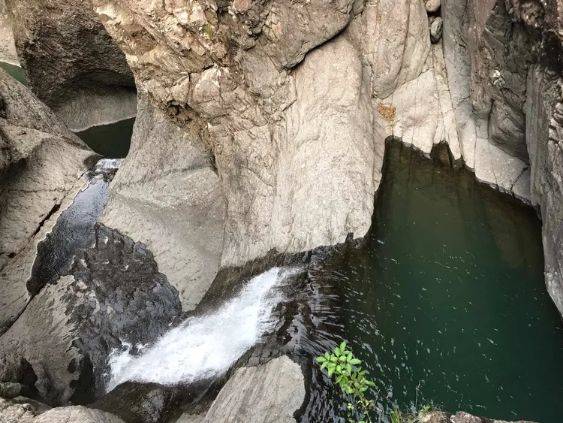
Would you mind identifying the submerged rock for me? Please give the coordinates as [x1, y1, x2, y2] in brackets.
[421, 410, 536, 423]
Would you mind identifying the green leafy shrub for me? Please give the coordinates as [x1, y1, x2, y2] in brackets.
[316, 341, 376, 423]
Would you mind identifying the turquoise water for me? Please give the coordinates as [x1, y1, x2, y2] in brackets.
[0, 61, 26, 84]
[302, 142, 563, 422]
[76, 118, 134, 158]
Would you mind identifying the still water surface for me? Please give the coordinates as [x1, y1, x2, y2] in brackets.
[300, 142, 563, 422]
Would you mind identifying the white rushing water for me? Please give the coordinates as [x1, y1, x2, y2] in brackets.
[106, 266, 300, 390]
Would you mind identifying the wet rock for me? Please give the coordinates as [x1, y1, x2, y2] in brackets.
[430, 16, 443, 44]
[201, 356, 305, 423]
[0, 225, 181, 405]
[0, 67, 93, 334]
[4, 0, 136, 131]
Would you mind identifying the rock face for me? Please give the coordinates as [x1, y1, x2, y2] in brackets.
[198, 356, 305, 423]
[0, 0, 17, 64]
[90, 0, 563, 315]
[0, 68, 93, 333]
[4, 0, 136, 131]
[0, 225, 181, 405]
[100, 96, 225, 310]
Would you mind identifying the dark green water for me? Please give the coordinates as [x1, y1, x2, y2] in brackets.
[0, 61, 27, 84]
[298, 142, 562, 422]
[76, 118, 134, 158]
[325, 143, 563, 422]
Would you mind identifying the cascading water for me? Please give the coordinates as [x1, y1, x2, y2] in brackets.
[106, 266, 301, 390]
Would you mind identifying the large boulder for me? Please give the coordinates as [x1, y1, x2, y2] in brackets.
[4, 0, 136, 131]
[199, 356, 305, 423]
[0, 68, 93, 333]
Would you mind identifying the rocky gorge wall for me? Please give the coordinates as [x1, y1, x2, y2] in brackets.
[4, 0, 137, 131]
[89, 0, 562, 315]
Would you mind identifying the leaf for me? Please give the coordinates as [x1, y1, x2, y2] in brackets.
[316, 356, 325, 363]
[350, 358, 362, 365]
[340, 341, 347, 351]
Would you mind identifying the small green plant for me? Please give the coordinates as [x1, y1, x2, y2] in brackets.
[316, 341, 376, 423]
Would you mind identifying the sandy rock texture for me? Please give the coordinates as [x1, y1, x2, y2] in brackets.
[3, 0, 136, 131]
[0, 68, 93, 334]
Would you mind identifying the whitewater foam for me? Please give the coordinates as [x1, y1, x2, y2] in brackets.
[106, 266, 300, 390]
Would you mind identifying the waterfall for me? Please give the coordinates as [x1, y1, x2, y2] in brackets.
[106, 266, 300, 390]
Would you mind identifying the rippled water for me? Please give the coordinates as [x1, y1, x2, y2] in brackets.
[296, 143, 563, 422]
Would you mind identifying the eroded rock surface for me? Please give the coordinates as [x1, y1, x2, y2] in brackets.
[90, 0, 563, 316]
[4, 0, 136, 131]
[101, 96, 225, 310]
[0, 68, 93, 333]
[0, 225, 181, 405]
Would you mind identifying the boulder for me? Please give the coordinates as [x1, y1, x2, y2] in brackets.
[0, 68, 93, 333]
[4, 0, 136, 131]
[101, 96, 225, 310]
[201, 356, 305, 423]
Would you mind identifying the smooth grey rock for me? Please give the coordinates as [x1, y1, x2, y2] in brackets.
[0, 68, 93, 333]
[34, 406, 124, 423]
[0, 225, 181, 404]
[430, 16, 443, 43]
[526, 67, 563, 315]
[101, 96, 225, 310]
[4, 0, 136, 130]
[202, 356, 305, 423]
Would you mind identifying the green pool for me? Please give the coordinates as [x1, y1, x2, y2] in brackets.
[301, 141, 563, 422]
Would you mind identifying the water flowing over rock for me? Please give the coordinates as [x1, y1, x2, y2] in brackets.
[3, 0, 136, 131]
[0, 225, 181, 405]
